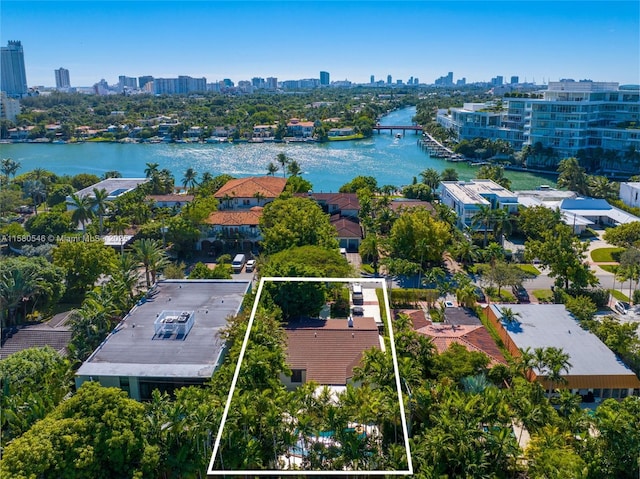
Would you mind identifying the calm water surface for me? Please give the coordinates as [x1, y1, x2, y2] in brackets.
[2, 107, 555, 191]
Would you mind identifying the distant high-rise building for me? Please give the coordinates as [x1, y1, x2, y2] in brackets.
[0, 91, 21, 122]
[55, 67, 70, 89]
[320, 71, 330, 86]
[370, 75, 375, 84]
[138, 75, 154, 90]
[118, 75, 137, 91]
[1, 40, 28, 97]
[491, 76, 504, 86]
[252, 77, 265, 89]
[387, 75, 392, 85]
[510, 76, 519, 84]
[435, 72, 454, 86]
[414, 77, 419, 85]
[266, 77, 278, 90]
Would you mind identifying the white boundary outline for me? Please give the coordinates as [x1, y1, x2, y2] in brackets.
[207, 277, 413, 476]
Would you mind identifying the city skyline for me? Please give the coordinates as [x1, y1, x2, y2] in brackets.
[1, 1, 639, 88]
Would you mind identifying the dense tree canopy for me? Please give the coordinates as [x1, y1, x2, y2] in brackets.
[259, 197, 338, 254]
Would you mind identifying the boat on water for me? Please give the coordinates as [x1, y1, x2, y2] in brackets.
[395, 133, 402, 139]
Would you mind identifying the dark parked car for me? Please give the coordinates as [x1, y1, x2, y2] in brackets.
[351, 306, 364, 316]
[474, 286, 486, 303]
[512, 285, 530, 303]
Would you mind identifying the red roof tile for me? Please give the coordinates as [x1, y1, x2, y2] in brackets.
[214, 176, 287, 199]
[204, 208, 263, 226]
[285, 317, 380, 385]
[330, 216, 362, 238]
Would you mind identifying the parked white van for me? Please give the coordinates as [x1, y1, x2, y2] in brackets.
[232, 254, 246, 273]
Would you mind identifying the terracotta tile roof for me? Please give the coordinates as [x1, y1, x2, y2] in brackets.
[390, 200, 435, 214]
[298, 192, 361, 211]
[214, 176, 287, 199]
[330, 216, 362, 238]
[404, 308, 507, 367]
[285, 316, 380, 385]
[203, 207, 263, 226]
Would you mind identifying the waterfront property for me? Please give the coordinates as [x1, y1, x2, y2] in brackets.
[440, 179, 519, 230]
[620, 182, 640, 209]
[201, 176, 287, 251]
[437, 81, 640, 172]
[486, 304, 640, 399]
[66, 177, 149, 210]
[146, 193, 194, 210]
[75, 280, 250, 400]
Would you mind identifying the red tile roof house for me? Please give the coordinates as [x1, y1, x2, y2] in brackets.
[402, 308, 507, 368]
[281, 316, 381, 389]
[296, 192, 363, 251]
[146, 193, 194, 210]
[200, 176, 287, 253]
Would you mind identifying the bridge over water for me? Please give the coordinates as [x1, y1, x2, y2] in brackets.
[372, 125, 423, 136]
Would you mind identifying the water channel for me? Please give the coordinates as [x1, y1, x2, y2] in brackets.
[2, 106, 556, 191]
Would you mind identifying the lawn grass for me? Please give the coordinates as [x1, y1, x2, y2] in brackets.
[609, 289, 630, 302]
[516, 264, 541, 276]
[477, 309, 512, 360]
[532, 289, 554, 303]
[599, 265, 618, 273]
[376, 288, 388, 326]
[590, 247, 625, 263]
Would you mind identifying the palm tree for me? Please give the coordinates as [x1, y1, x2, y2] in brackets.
[266, 162, 279, 176]
[451, 240, 479, 267]
[23, 180, 46, 215]
[588, 175, 618, 200]
[144, 162, 159, 178]
[67, 193, 95, 232]
[89, 188, 112, 235]
[276, 153, 289, 178]
[1, 158, 21, 187]
[286, 159, 302, 177]
[492, 207, 513, 245]
[182, 167, 198, 192]
[109, 216, 129, 254]
[419, 168, 441, 190]
[131, 238, 169, 288]
[440, 168, 459, 181]
[471, 204, 494, 247]
[499, 306, 521, 326]
[557, 157, 588, 195]
[359, 233, 380, 273]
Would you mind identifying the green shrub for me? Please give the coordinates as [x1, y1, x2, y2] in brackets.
[634, 290, 640, 305]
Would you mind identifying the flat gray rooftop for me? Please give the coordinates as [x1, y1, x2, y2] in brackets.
[491, 304, 635, 377]
[76, 280, 250, 379]
[74, 178, 149, 199]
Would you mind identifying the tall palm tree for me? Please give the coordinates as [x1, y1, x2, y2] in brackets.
[67, 193, 95, 232]
[109, 216, 129, 254]
[23, 180, 46, 215]
[182, 167, 198, 193]
[89, 188, 112, 235]
[131, 238, 169, 288]
[286, 159, 302, 177]
[144, 162, 159, 178]
[492, 207, 514, 245]
[266, 162, 279, 176]
[276, 153, 289, 178]
[471, 204, 495, 247]
[440, 168, 459, 181]
[1, 158, 21, 187]
[419, 168, 441, 190]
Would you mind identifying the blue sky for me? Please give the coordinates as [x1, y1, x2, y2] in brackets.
[2, 1, 639, 87]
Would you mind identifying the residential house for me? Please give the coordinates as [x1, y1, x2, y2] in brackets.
[328, 127, 356, 137]
[486, 304, 640, 399]
[76, 280, 251, 400]
[619, 182, 640, 209]
[281, 316, 380, 389]
[286, 118, 315, 138]
[146, 193, 194, 210]
[440, 179, 518, 231]
[201, 176, 287, 251]
[66, 178, 149, 211]
[407, 307, 507, 367]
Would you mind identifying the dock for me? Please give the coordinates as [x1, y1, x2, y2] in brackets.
[417, 133, 466, 162]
